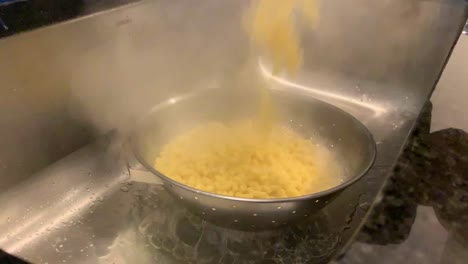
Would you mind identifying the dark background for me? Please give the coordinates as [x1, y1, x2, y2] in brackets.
[0, 0, 139, 38]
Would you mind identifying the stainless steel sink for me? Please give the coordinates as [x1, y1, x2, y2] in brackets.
[0, 0, 466, 263]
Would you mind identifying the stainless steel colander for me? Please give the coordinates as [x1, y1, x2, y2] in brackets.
[129, 87, 376, 230]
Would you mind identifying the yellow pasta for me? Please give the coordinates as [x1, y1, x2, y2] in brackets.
[244, 0, 320, 137]
[244, 0, 319, 74]
[152, 1, 336, 199]
[154, 120, 342, 199]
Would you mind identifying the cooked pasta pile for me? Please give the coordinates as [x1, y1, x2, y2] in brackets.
[155, 120, 342, 199]
[153, 1, 343, 199]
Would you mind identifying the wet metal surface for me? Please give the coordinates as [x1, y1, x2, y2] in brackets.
[0, 0, 467, 263]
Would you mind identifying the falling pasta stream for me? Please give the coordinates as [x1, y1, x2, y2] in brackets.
[244, 0, 319, 136]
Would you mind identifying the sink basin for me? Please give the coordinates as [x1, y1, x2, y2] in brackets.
[0, 0, 466, 263]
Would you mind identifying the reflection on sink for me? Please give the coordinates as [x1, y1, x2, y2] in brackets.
[258, 60, 388, 118]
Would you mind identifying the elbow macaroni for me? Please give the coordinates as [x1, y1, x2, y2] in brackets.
[154, 120, 342, 199]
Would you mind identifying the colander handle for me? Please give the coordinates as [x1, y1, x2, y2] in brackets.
[125, 142, 163, 185]
[128, 167, 163, 185]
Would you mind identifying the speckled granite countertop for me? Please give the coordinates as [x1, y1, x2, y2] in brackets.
[339, 102, 468, 264]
